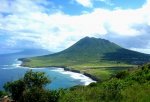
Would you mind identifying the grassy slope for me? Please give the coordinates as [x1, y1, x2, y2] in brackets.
[21, 37, 150, 80]
[59, 63, 150, 102]
[21, 56, 134, 80]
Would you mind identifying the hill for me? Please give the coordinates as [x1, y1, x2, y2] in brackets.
[0, 48, 51, 58]
[59, 63, 150, 102]
[49, 37, 149, 64]
[21, 37, 150, 80]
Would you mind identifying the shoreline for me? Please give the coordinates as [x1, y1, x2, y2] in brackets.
[18, 58, 99, 84]
[48, 66, 99, 82]
[62, 67, 99, 81]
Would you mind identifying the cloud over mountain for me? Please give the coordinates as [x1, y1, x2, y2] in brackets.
[0, 0, 150, 53]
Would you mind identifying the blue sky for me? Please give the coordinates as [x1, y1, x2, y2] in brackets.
[0, 0, 150, 54]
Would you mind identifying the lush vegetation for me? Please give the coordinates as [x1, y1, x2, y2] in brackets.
[20, 37, 150, 80]
[1, 63, 150, 102]
[59, 63, 150, 102]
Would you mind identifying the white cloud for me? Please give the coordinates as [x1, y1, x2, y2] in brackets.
[74, 0, 113, 7]
[0, 0, 150, 53]
[130, 48, 150, 54]
[74, 0, 93, 7]
[96, 0, 114, 6]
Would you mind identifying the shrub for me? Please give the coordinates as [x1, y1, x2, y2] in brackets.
[100, 78, 124, 101]
[116, 71, 129, 79]
[4, 79, 25, 101]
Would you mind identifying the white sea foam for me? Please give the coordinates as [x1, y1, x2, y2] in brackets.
[12, 59, 44, 69]
[2, 67, 17, 69]
[12, 60, 22, 67]
[51, 68, 64, 72]
[12, 63, 20, 67]
[51, 67, 96, 85]
[1, 60, 22, 69]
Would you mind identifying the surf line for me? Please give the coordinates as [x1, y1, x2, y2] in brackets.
[50, 67, 97, 85]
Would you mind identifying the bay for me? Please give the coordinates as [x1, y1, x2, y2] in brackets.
[0, 49, 95, 90]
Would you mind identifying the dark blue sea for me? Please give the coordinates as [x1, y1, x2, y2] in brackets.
[0, 49, 95, 90]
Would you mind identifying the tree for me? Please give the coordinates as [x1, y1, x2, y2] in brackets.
[4, 70, 53, 102]
[4, 79, 25, 101]
[116, 71, 129, 79]
[24, 70, 50, 88]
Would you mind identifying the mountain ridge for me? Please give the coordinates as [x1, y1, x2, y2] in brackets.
[39, 36, 150, 65]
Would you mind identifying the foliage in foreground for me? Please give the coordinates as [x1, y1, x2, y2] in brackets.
[3, 70, 60, 102]
[1, 63, 150, 102]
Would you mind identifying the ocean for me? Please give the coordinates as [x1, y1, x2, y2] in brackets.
[0, 49, 95, 90]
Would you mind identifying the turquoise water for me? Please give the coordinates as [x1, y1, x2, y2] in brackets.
[0, 49, 95, 90]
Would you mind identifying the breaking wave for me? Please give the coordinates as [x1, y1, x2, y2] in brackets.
[51, 68, 96, 85]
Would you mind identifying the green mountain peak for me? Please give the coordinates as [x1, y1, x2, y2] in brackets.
[56, 37, 121, 56]
[23, 37, 150, 68]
